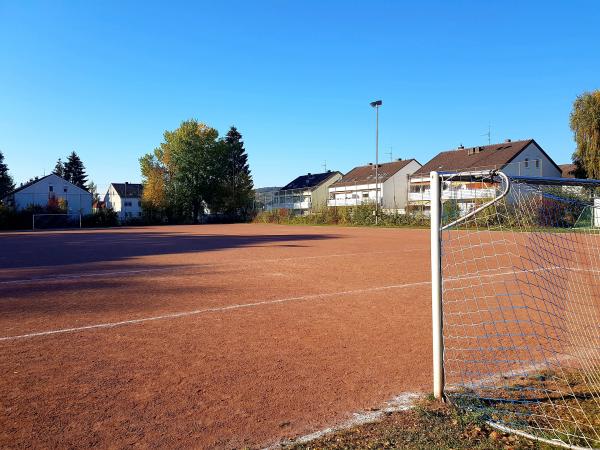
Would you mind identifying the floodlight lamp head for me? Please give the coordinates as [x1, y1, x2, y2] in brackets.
[370, 100, 382, 108]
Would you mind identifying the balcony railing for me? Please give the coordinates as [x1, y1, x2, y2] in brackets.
[408, 188, 497, 202]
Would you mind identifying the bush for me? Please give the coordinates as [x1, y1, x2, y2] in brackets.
[81, 209, 119, 228]
[252, 205, 430, 228]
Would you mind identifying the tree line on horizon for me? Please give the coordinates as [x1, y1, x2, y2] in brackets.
[139, 119, 254, 223]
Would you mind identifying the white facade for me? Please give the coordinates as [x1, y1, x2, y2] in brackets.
[408, 141, 562, 213]
[6, 174, 92, 214]
[595, 198, 600, 228]
[272, 172, 342, 214]
[328, 160, 421, 211]
[104, 184, 143, 221]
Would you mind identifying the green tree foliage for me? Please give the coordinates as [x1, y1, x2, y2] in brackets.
[63, 151, 88, 188]
[87, 181, 100, 202]
[570, 90, 600, 179]
[0, 150, 15, 199]
[220, 126, 254, 216]
[53, 158, 65, 178]
[140, 119, 223, 222]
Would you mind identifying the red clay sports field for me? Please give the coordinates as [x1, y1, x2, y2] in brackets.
[0, 224, 433, 448]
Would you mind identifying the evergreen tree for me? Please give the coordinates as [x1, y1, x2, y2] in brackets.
[53, 158, 65, 178]
[0, 150, 15, 199]
[221, 126, 254, 216]
[63, 151, 88, 188]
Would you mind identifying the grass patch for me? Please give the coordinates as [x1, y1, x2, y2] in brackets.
[282, 397, 553, 450]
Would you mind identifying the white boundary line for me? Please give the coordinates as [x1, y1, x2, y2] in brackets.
[0, 280, 431, 342]
[263, 392, 421, 450]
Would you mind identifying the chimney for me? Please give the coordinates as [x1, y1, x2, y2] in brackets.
[505, 139, 512, 143]
[458, 144, 465, 150]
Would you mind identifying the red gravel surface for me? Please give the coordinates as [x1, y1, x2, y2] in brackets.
[0, 224, 432, 449]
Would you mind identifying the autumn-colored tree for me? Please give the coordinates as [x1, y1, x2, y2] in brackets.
[140, 119, 222, 221]
[139, 153, 167, 216]
[570, 90, 600, 178]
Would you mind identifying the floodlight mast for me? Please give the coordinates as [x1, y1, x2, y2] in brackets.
[370, 100, 382, 224]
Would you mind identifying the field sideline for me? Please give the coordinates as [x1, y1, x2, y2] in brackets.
[0, 224, 433, 448]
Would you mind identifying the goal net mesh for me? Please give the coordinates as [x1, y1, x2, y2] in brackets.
[439, 171, 600, 449]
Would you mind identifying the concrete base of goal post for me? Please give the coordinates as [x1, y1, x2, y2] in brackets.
[430, 171, 444, 400]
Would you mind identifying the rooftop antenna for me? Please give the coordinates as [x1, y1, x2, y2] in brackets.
[481, 121, 491, 145]
[385, 146, 393, 162]
[322, 160, 327, 172]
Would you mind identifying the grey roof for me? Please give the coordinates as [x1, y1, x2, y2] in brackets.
[111, 183, 143, 198]
[280, 171, 341, 191]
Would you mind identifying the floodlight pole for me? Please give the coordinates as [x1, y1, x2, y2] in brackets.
[370, 100, 382, 224]
[430, 171, 444, 400]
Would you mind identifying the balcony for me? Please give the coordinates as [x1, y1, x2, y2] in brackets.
[408, 188, 497, 202]
[327, 198, 382, 207]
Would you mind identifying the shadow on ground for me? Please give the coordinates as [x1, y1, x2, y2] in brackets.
[0, 228, 341, 269]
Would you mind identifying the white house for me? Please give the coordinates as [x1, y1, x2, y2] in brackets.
[408, 139, 563, 214]
[2, 173, 92, 214]
[104, 182, 144, 221]
[273, 171, 342, 215]
[328, 159, 422, 212]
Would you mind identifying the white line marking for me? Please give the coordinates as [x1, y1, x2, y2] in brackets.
[0, 250, 425, 286]
[263, 392, 421, 449]
[0, 280, 431, 342]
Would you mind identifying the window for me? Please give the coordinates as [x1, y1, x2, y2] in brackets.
[535, 159, 540, 168]
[49, 186, 53, 192]
[64, 186, 68, 193]
[124, 201, 132, 207]
[138, 212, 142, 217]
[362, 192, 369, 198]
[524, 158, 529, 168]
[138, 201, 142, 207]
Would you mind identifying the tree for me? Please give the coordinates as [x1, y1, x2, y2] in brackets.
[140, 153, 167, 217]
[220, 126, 254, 216]
[570, 90, 600, 179]
[87, 181, 100, 202]
[140, 119, 221, 222]
[53, 158, 65, 178]
[63, 151, 88, 188]
[0, 150, 14, 199]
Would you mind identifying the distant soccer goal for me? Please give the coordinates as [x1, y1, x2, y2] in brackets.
[32, 213, 82, 230]
[430, 170, 600, 449]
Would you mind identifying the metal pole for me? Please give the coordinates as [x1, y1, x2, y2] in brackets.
[430, 171, 444, 400]
[375, 105, 379, 224]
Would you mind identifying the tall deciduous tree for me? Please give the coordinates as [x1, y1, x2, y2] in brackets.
[0, 150, 15, 199]
[53, 158, 65, 178]
[140, 119, 221, 221]
[570, 90, 600, 179]
[63, 151, 88, 188]
[220, 126, 254, 216]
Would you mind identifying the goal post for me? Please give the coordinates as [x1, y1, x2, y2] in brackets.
[32, 213, 82, 231]
[431, 170, 600, 449]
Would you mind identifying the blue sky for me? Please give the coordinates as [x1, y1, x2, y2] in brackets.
[1, 1, 599, 192]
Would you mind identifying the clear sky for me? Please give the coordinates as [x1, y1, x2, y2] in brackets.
[1, 1, 599, 193]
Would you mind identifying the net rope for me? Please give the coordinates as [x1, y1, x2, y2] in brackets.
[440, 171, 600, 449]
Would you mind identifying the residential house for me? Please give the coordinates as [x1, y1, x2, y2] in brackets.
[409, 139, 563, 215]
[328, 159, 421, 212]
[2, 173, 92, 214]
[104, 182, 144, 221]
[559, 163, 577, 179]
[273, 171, 342, 215]
[254, 186, 281, 212]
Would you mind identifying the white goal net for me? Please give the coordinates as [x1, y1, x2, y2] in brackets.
[431, 170, 600, 449]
